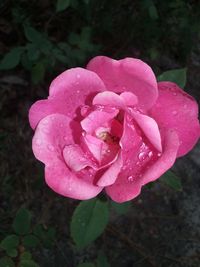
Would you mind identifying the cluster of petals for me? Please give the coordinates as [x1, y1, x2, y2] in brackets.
[29, 56, 200, 203]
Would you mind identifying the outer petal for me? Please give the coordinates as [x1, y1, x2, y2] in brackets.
[106, 129, 179, 203]
[45, 158, 102, 200]
[33, 114, 102, 200]
[150, 82, 200, 157]
[29, 67, 106, 129]
[87, 56, 158, 110]
[32, 114, 75, 164]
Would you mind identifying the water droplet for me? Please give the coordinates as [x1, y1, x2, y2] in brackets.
[127, 175, 134, 182]
[47, 144, 55, 151]
[77, 90, 80, 93]
[172, 110, 177, 115]
[183, 104, 187, 109]
[157, 153, 161, 157]
[76, 74, 81, 79]
[60, 123, 64, 127]
[107, 149, 111, 153]
[173, 92, 177, 96]
[68, 187, 72, 191]
[138, 152, 147, 161]
[35, 138, 42, 145]
[148, 151, 153, 157]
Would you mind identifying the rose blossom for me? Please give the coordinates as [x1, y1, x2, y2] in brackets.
[29, 56, 200, 203]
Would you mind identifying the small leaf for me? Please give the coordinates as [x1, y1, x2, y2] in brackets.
[157, 68, 187, 88]
[24, 26, 43, 44]
[13, 208, 31, 235]
[0, 235, 19, 250]
[23, 235, 40, 248]
[111, 201, 131, 215]
[31, 62, 45, 84]
[77, 263, 95, 267]
[0, 257, 15, 267]
[97, 251, 110, 267]
[0, 235, 19, 258]
[70, 199, 109, 249]
[160, 171, 182, 191]
[0, 47, 24, 70]
[56, 0, 70, 12]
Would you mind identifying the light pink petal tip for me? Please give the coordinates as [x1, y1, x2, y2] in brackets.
[150, 82, 200, 157]
[87, 56, 158, 110]
[29, 67, 106, 129]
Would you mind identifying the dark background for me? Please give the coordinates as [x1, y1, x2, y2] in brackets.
[0, 0, 200, 266]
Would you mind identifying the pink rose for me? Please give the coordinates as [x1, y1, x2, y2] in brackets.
[29, 56, 200, 203]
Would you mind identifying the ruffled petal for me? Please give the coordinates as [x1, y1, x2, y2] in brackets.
[81, 108, 118, 134]
[32, 114, 76, 164]
[29, 67, 106, 129]
[87, 56, 158, 110]
[150, 82, 200, 157]
[97, 154, 123, 187]
[45, 158, 102, 200]
[141, 129, 179, 185]
[106, 128, 179, 203]
[131, 111, 162, 152]
[63, 144, 97, 172]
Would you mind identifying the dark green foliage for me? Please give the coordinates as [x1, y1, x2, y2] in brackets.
[158, 68, 187, 88]
[13, 208, 31, 235]
[70, 198, 109, 249]
[160, 170, 182, 191]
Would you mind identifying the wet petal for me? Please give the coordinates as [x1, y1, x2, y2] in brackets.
[87, 56, 158, 110]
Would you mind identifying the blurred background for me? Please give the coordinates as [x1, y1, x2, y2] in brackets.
[0, 0, 200, 266]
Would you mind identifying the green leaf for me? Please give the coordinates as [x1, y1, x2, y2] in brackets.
[31, 62, 45, 84]
[0, 257, 15, 267]
[111, 201, 131, 215]
[97, 251, 110, 267]
[160, 171, 182, 191]
[70, 199, 109, 249]
[26, 44, 40, 62]
[0, 235, 19, 257]
[157, 68, 187, 88]
[24, 26, 43, 44]
[0, 47, 24, 70]
[56, 0, 70, 12]
[33, 225, 56, 248]
[0, 235, 19, 250]
[77, 263, 95, 267]
[13, 208, 31, 235]
[23, 235, 40, 248]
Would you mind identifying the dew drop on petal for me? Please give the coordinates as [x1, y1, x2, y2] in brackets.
[148, 151, 153, 157]
[157, 152, 161, 157]
[127, 175, 134, 182]
[76, 74, 81, 79]
[172, 110, 177, 115]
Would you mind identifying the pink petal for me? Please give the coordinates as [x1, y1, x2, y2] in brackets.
[87, 56, 158, 110]
[131, 112, 162, 152]
[32, 114, 75, 164]
[45, 158, 102, 200]
[82, 134, 103, 162]
[141, 130, 179, 185]
[93, 91, 125, 107]
[120, 92, 138, 106]
[97, 154, 123, 187]
[81, 109, 118, 134]
[63, 144, 96, 172]
[29, 68, 106, 129]
[150, 82, 200, 157]
[106, 129, 179, 203]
